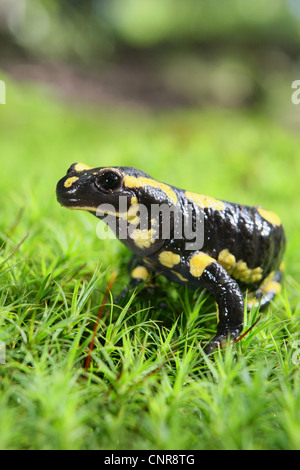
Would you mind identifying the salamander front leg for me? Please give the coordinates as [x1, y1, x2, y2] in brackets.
[117, 256, 157, 303]
[189, 253, 244, 354]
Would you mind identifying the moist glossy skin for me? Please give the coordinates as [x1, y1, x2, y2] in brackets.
[56, 163, 286, 353]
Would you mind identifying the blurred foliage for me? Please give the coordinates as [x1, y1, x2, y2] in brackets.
[1, 0, 300, 58]
[1, 0, 300, 112]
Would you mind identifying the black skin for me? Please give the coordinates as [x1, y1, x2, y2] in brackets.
[56, 164, 286, 354]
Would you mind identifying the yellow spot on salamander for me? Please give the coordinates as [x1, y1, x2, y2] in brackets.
[126, 203, 140, 225]
[217, 249, 236, 275]
[185, 191, 225, 211]
[131, 266, 149, 281]
[247, 271, 282, 308]
[124, 175, 178, 205]
[66, 202, 140, 225]
[64, 176, 79, 188]
[260, 271, 281, 294]
[68, 205, 97, 212]
[233, 260, 252, 283]
[246, 297, 259, 309]
[218, 249, 263, 284]
[260, 272, 282, 295]
[189, 252, 215, 277]
[158, 251, 181, 268]
[257, 207, 281, 226]
[262, 281, 282, 295]
[216, 303, 219, 323]
[248, 267, 264, 283]
[74, 162, 94, 172]
[130, 227, 157, 249]
[171, 270, 188, 282]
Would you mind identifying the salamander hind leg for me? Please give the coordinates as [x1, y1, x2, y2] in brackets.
[247, 268, 283, 311]
[189, 252, 244, 354]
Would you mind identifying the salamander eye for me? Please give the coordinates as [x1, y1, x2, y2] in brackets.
[95, 170, 123, 192]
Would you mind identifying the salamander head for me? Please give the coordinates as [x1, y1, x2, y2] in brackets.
[56, 162, 178, 214]
[56, 163, 176, 255]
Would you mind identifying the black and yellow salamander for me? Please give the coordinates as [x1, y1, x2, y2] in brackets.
[56, 163, 286, 354]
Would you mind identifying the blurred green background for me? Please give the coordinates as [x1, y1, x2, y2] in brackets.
[1, 0, 300, 451]
[1, 0, 300, 114]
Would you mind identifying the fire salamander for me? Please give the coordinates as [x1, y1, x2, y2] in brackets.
[56, 163, 286, 354]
